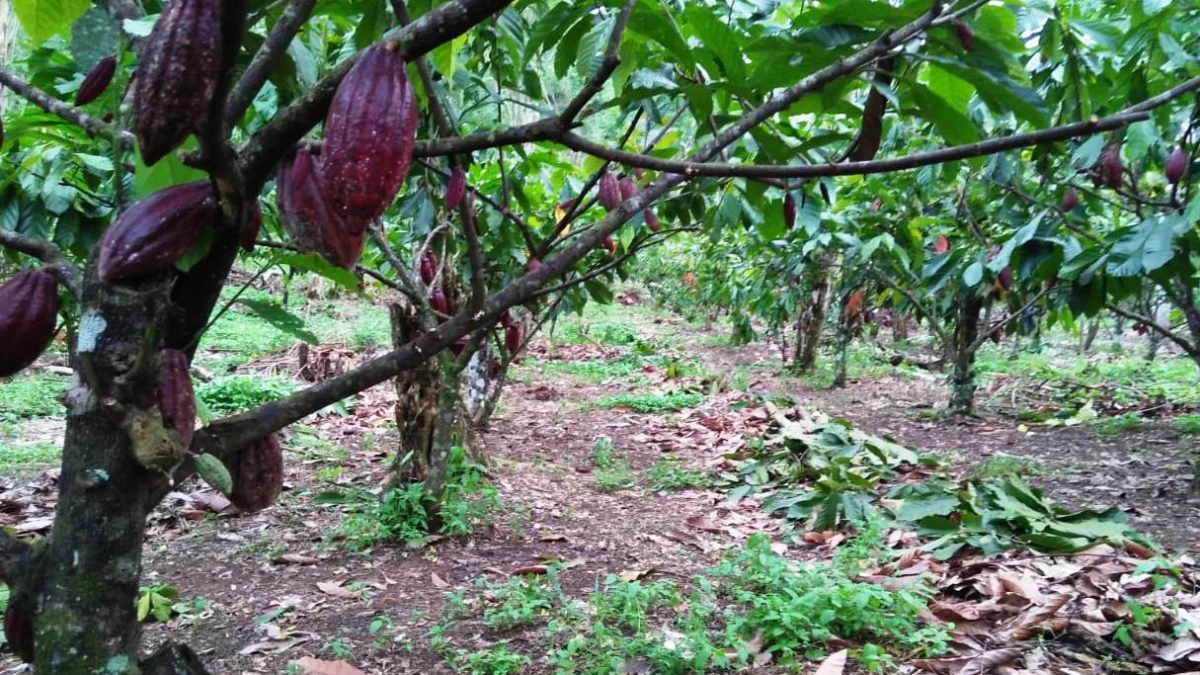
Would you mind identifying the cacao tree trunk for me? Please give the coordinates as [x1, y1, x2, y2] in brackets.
[1145, 329, 1162, 361]
[832, 300, 852, 388]
[30, 273, 199, 674]
[892, 311, 910, 343]
[389, 300, 440, 484]
[795, 261, 832, 374]
[1079, 318, 1100, 354]
[948, 295, 983, 416]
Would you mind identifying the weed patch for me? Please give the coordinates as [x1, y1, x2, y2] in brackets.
[593, 391, 703, 413]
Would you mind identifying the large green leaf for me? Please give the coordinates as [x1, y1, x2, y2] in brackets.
[682, 4, 746, 82]
[14, 0, 91, 43]
[1106, 216, 1178, 277]
[69, 7, 121, 71]
[133, 139, 207, 197]
[922, 55, 1049, 127]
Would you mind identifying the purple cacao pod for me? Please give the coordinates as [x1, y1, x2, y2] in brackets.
[0, 270, 59, 377]
[645, 208, 660, 233]
[505, 324, 521, 355]
[619, 175, 637, 202]
[75, 55, 117, 106]
[429, 286, 449, 316]
[225, 435, 284, 513]
[445, 166, 467, 211]
[954, 20, 974, 51]
[98, 181, 217, 282]
[784, 194, 796, 229]
[1095, 142, 1123, 190]
[420, 250, 437, 285]
[598, 171, 621, 211]
[1167, 147, 1187, 184]
[159, 349, 196, 449]
[321, 42, 418, 223]
[134, 0, 222, 166]
[277, 148, 366, 269]
[4, 605, 33, 663]
[1061, 188, 1079, 211]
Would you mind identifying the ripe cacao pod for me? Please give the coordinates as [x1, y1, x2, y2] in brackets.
[1095, 142, 1123, 189]
[99, 181, 216, 282]
[598, 171, 621, 211]
[429, 286, 449, 316]
[645, 208, 660, 233]
[505, 323, 521, 355]
[934, 235, 949, 254]
[500, 310, 514, 328]
[783, 194, 796, 229]
[603, 236, 617, 255]
[134, 0, 222, 166]
[277, 148, 366, 269]
[446, 166, 467, 211]
[240, 200, 263, 252]
[158, 349, 196, 449]
[75, 54, 117, 106]
[0, 269, 59, 378]
[321, 42, 418, 222]
[4, 605, 33, 663]
[1061, 188, 1079, 211]
[619, 175, 637, 202]
[954, 20, 974, 51]
[449, 336, 469, 358]
[997, 265, 1013, 291]
[526, 258, 542, 272]
[224, 435, 283, 513]
[420, 250, 437, 285]
[1167, 147, 1187, 184]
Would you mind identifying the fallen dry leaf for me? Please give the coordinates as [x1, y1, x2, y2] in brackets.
[274, 553, 320, 565]
[290, 657, 368, 675]
[619, 568, 653, 582]
[431, 572, 449, 589]
[813, 649, 847, 675]
[316, 582, 359, 600]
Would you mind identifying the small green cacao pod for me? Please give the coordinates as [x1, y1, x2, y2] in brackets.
[321, 41, 418, 223]
[0, 269, 59, 378]
[98, 181, 217, 282]
[225, 435, 283, 513]
[3, 605, 33, 663]
[134, 0, 222, 166]
[194, 453, 232, 496]
[75, 54, 117, 106]
[158, 349, 196, 449]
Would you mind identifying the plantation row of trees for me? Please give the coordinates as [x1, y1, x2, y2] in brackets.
[0, 0, 1197, 671]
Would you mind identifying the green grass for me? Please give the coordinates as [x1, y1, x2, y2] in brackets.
[1093, 413, 1145, 438]
[0, 372, 65, 424]
[0, 441, 61, 470]
[648, 455, 710, 492]
[1176, 414, 1200, 435]
[968, 455, 1044, 481]
[430, 532, 949, 674]
[197, 375, 296, 417]
[590, 438, 636, 493]
[592, 391, 703, 413]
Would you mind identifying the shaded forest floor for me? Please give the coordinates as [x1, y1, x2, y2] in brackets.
[2, 289, 1200, 674]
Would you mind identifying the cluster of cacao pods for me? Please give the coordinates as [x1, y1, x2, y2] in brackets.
[222, 435, 284, 512]
[98, 181, 217, 282]
[75, 54, 116, 106]
[0, 269, 60, 378]
[1132, 321, 1148, 336]
[277, 148, 365, 269]
[134, 0, 222, 166]
[273, 42, 418, 268]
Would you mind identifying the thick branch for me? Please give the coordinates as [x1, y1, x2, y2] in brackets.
[0, 67, 134, 149]
[225, 0, 318, 125]
[0, 230, 84, 298]
[238, 0, 514, 190]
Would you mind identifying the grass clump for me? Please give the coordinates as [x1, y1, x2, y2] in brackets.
[591, 438, 636, 493]
[0, 372, 65, 423]
[593, 391, 703, 413]
[197, 375, 296, 416]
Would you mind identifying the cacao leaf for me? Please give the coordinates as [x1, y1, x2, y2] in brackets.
[13, 0, 90, 43]
[194, 453, 233, 496]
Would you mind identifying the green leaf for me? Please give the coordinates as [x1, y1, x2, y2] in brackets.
[1106, 216, 1178, 277]
[14, 0, 92, 43]
[962, 261, 983, 287]
[575, 16, 614, 80]
[584, 279, 614, 305]
[909, 81, 977, 146]
[628, 0, 694, 70]
[133, 139, 207, 196]
[193, 454, 233, 496]
[351, 0, 386, 49]
[922, 55, 1049, 127]
[896, 492, 961, 521]
[554, 14, 593, 78]
[137, 591, 151, 622]
[70, 7, 121, 71]
[682, 4, 746, 82]
[236, 298, 320, 345]
[273, 251, 362, 291]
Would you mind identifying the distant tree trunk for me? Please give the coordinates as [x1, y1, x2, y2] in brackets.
[832, 297, 852, 388]
[1008, 332, 1021, 360]
[1079, 319, 1100, 354]
[794, 259, 832, 374]
[1145, 330, 1162, 361]
[892, 312, 910, 343]
[948, 295, 983, 416]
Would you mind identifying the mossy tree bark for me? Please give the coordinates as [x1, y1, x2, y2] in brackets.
[948, 294, 984, 416]
[793, 257, 832, 374]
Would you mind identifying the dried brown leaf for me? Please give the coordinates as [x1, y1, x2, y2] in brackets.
[316, 582, 359, 600]
[290, 657, 368, 675]
[813, 649, 847, 675]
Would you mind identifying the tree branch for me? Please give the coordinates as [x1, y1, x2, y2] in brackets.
[530, 227, 691, 300]
[1107, 303, 1199, 358]
[0, 66, 134, 149]
[238, 0, 515, 190]
[972, 287, 1053, 350]
[225, 0, 318, 126]
[0, 231, 84, 298]
[872, 269, 951, 348]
